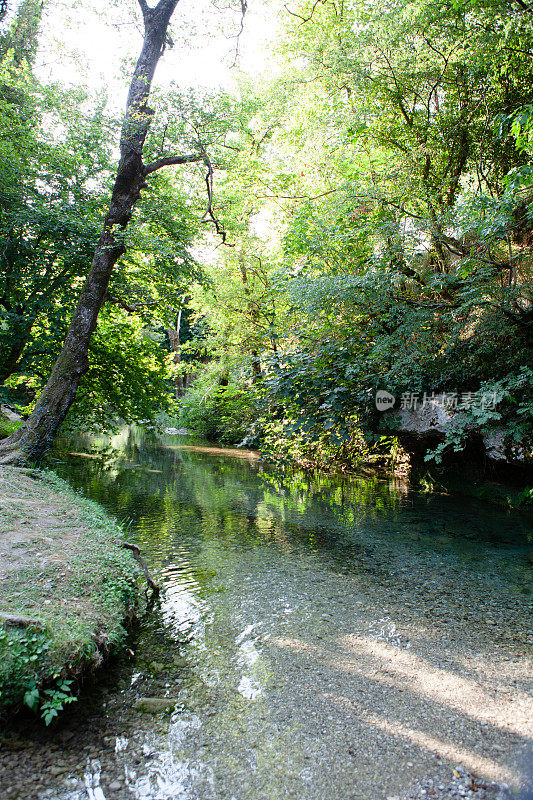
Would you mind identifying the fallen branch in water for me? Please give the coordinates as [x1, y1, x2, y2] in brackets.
[116, 541, 160, 596]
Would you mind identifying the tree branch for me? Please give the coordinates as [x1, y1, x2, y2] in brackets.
[106, 293, 160, 313]
[143, 153, 204, 175]
[231, 0, 248, 67]
[116, 541, 160, 595]
[201, 155, 231, 245]
[255, 188, 342, 201]
[284, 0, 328, 24]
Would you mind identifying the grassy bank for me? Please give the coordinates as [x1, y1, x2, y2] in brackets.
[0, 414, 22, 441]
[0, 467, 139, 724]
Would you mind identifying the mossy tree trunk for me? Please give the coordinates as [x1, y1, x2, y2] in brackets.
[0, 0, 202, 465]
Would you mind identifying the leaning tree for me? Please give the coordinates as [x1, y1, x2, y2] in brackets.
[0, 0, 213, 464]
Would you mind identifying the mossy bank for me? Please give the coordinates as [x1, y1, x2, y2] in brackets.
[0, 466, 139, 724]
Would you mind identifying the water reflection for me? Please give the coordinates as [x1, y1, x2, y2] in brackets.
[53, 426, 532, 587]
[40, 425, 532, 800]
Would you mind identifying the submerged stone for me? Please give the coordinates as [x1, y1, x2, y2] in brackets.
[134, 697, 179, 714]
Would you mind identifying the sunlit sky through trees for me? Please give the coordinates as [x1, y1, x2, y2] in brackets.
[3, 0, 278, 104]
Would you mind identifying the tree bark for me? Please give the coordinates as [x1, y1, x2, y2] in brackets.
[167, 294, 187, 399]
[0, 0, 201, 465]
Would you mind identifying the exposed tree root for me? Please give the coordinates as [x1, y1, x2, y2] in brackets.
[0, 612, 44, 628]
[0, 427, 28, 466]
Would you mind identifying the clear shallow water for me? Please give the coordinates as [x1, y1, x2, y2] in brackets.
[37, 426, 533, 800]
[53, 426, 532, 581]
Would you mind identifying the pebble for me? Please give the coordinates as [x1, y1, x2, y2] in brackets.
[403, 767, 517, 799]
[134, 696, 179, 714]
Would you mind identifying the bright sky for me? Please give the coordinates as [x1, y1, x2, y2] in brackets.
[0, 0, 286, 260]
[34, 0, 280, 106]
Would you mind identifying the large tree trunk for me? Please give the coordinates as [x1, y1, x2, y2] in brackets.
[0, 0, 199, 465]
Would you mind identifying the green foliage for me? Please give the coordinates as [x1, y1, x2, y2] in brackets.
[27, 679, 77, 726]
[0, 469, 140, 721]
[0, 626, 50, 708]
[0, 38, 205, 428]
[0, 624, 77, 725]
[175, 0, 533, 472]
[0, 415, 22, 439]
[2, 0, 533, 467]
[425, 367, 533, 463]
[178, 364, 259, 444]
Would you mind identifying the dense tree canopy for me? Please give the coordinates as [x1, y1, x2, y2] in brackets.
[0, 0, 532, 472]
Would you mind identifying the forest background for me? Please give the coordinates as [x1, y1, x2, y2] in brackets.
[1, 0, 532, 475]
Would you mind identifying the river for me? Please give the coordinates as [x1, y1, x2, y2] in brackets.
[5, 426, 533, 800]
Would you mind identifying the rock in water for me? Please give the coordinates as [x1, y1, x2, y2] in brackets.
[134, 697, 179, 714]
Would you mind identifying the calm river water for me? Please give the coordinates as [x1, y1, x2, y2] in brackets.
[26, 425, 532, 800]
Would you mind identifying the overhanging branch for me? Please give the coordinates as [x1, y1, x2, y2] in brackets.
[106, 293, 159, 313]
[201, 155, 232, 245]
[143, 153, 204, 175]
[231, 0, 248, 67]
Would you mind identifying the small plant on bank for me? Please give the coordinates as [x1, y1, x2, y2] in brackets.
[0, 624, 77, 724]
[24, 677, 77, 725]
[0, 626, 56, 721]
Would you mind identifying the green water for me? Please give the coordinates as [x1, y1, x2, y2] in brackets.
[44, 426, 531, 800]
[54, 426, 532, 582]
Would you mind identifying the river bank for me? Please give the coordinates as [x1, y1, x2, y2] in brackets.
[0, 429, 532, 800]
[0, 466, 139, 723]
[0, 428, 530, 800]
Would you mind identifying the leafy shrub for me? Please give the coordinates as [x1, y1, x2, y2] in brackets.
[177, 365, 259, 444]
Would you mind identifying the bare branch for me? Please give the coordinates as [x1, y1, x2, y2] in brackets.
[144, 149, 228, 243]
[231, 0, 248, 67]
[255, 187, 342, 201]
[284, 0, 328, 25]
[201, 155, 232, 245]
[143, 153, 204, 175]
[115, 541, 160, 595]
[106, 293, 160, 313]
